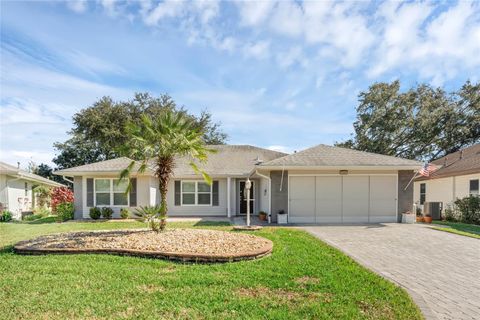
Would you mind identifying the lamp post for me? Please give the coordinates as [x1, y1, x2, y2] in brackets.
[245, 178, 252, 227]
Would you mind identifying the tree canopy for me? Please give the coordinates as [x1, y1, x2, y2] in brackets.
[336, 80, 479, 161]
[53, 93, 227, 169]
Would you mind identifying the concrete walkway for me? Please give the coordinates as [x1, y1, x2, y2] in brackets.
[302, 224, 480, 320]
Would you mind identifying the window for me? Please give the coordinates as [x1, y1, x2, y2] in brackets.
[181, 181, 211, 205]
[420, 183, 426, 205]
[24, 182, 28, 196]
[95, 179, 129, 206]
[470, 179, 479, 196]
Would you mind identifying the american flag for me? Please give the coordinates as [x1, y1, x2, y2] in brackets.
[418, 163, 438, 177]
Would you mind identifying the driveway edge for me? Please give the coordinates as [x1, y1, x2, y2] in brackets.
[303, 228, 437, 320]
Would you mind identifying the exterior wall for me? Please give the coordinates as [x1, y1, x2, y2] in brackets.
[413, 173, 480, 210]
[0, 174, 7, 210]
[397, 170, 415, 222]
[270, 170, 288, 223]
[1, 177, 33, 220]
[73, 177, 83, 220]
[80, 175, 152, 219]
[259, 177, 269, 213]
[167, 178, 228, 216]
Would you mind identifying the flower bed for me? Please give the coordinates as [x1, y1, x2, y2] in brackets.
[13, 229, 273, 262]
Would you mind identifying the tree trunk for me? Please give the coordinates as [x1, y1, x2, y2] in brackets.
[156, 156, 174, 231]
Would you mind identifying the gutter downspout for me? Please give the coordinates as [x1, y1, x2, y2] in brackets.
[62, 176, 74, 184]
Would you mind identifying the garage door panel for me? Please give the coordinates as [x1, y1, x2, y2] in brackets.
[342, 176, 369, 223]
[316, 177, 342, 223]
[370, 176, 397, 220]
[289, 177, 315, 223]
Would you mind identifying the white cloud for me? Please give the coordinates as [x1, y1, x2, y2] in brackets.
[267, 145, 292, 154]
[66, 0, 88, 13]
[269, 1, 304, 37]
[276, 46, 308, 69]
[243, 40, 270, 60]
[235, 1, 274, 26]
[143, 0, 186, 25]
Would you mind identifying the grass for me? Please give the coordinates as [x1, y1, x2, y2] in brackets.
[431, 221, 480, 239]
[0, 221, 422, 319]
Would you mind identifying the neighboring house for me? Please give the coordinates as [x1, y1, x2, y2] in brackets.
[54, 144, 421, 223]
[0, 161, 64, 219]
[414, 144, 480, 212]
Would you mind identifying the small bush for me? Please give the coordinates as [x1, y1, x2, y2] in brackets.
[89, 207, 101, 220]
[51, 187, 74, 213]
[120, 208, 130, 219]
[56, 202, 74, 222]
[454, 196, 480, 224]
[0, 210, 13, 222]
[101, 207, 114, 219]
[34, 206, 51, 218]
[24, 214, 44, 221]
[444, 205, 458, 222]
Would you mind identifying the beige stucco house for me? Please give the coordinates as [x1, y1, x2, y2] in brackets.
[54, 144, 421, 224]
[414, 144, 480, 212]
[0, 161, 64, 220]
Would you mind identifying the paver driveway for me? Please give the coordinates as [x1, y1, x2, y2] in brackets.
[302, 223, 480, 320]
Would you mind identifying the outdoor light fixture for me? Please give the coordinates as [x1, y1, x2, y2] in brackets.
[245, 178, 252, 227]
[339, 170, 348, 175]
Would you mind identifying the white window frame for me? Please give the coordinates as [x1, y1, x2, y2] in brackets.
[469, 179, 479, 196]
[181, 180, 212, 206]
[94, 178, 129, 207]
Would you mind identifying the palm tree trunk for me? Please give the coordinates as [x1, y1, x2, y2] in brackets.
[156, 156, 174, 231]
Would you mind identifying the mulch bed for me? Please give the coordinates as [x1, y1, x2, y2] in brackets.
[13, 229, 273, 263]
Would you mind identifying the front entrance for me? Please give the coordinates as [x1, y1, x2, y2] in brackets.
[239, 180, 255, 215]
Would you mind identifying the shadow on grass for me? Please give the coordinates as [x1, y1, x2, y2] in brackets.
[193, 221, 231, 227]
[0, 245, 14, 253]
[25, 216, 57, 224]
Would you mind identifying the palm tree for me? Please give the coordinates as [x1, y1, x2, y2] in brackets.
[120, 111, 214, 231]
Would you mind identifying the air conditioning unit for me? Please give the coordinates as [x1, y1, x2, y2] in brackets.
[423, 202, 443, 220]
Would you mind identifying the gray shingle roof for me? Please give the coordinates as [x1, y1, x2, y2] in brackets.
[0, 161, 64, 187]
[260, 144, 422, 167]
[54, 146, 287, 177]
[416, 143, 480, 180]
[54, 157, 141, 174]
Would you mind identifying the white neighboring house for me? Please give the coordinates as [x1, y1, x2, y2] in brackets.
[0, 161, 64, 220]
[414, 144, 480, 212]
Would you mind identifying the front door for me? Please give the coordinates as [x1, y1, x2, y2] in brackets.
[239, 180, 255, 215]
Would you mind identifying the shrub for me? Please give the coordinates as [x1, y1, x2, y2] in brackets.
[444, 205, 458, 222]
[51, 187, 74, 213]
[89, 207, 101, 220]
[56, 202, 74, 222]
[33, 185, 52, 208]
[0, 210, 13, 222]
[454, 196, 480, 224]
[101, 207, 114, 219]
[34, 206, 51, 218]
[120, 208, 130, 219]
[24, 214, 44, 221]
[134, 205, 161, 232]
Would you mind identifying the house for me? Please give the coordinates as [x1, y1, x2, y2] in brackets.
[414, 144, 480, 212]
[54, 144, 421, 223]
[0, 161, 64, 219]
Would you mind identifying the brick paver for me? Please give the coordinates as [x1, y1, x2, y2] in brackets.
[302, 224, 480, 320]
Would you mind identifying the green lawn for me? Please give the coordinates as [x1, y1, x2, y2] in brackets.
[431, 221, 480, 239]
[0, 221, 422, 319]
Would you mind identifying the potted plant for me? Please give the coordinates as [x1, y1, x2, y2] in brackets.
[423, 214, 433, 223]
[277, 209, 288, 224]
[258, 211, 267, 221]
[416, 207, 424, 222]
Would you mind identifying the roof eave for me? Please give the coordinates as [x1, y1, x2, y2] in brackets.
[257, 165, 421, 171]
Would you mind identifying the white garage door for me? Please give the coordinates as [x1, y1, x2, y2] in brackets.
[289, 175, 397, 223]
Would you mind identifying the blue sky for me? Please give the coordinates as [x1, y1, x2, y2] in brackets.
[1, 0, 479, 168]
